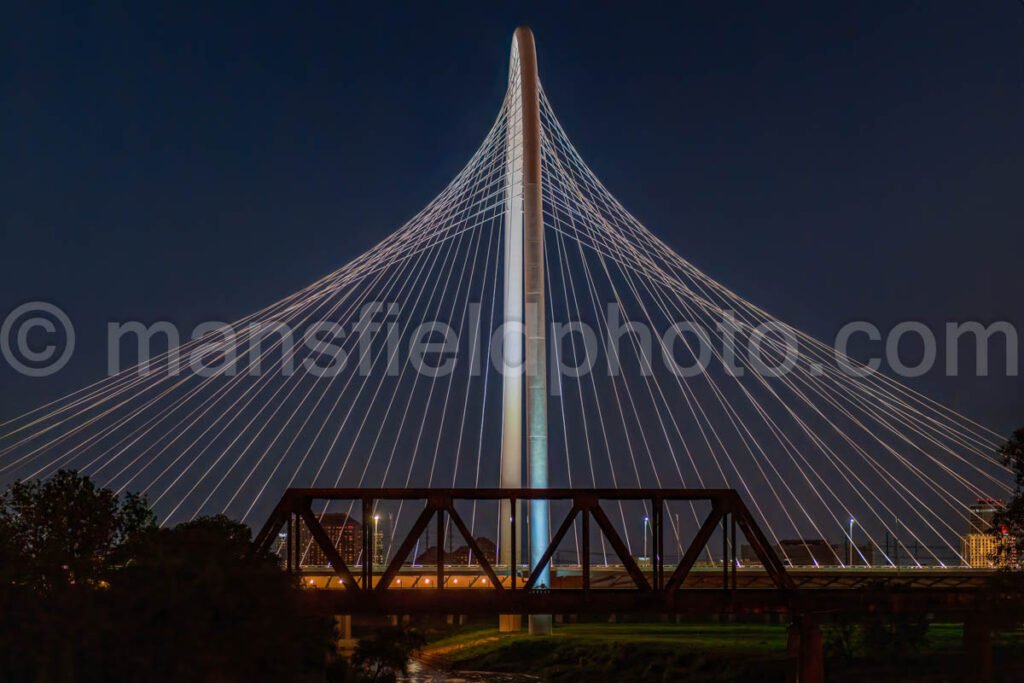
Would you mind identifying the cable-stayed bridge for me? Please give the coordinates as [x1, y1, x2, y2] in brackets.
[0, 26, 1013, 636]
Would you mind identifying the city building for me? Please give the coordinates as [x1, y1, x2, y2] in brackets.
[414, 545, 440, 565]
[962, 533, 1001, 569]
[962, 497, 1009, 568]
[847, 543, 875, 566]
[414, 537, 497, 566]
[450, 537, 497, 565]
[293, 512, 363, 567]
[967, 498, 1002, 533]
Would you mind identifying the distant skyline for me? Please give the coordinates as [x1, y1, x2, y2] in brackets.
[2, 2, 1022, 436]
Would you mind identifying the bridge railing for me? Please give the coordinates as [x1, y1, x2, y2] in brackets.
[252, 487, 795, 594]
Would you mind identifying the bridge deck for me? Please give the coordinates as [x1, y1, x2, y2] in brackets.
[296, 565, 997, 591]
[297, 584, 1010, 619]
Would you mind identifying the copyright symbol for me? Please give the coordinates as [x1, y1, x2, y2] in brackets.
[1, 302, 75, 377]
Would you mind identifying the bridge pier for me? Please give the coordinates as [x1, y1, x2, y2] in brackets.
[335, 614, 352, 640]
[529, 614, 553, 635]
[963, 615, 993, 683]
[499, 614, 522, 632]
[335, 614, 354, 653]
[786, 616, 824, 683]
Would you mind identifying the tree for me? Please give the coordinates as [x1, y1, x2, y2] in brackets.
[350, 626, 426, 683]
[0, 469, 154, 591]
[0, 472, 334, 681]
[105, 515, 334, 682]
[0, 470, 155, 681]
[992, 428, 1024, 567]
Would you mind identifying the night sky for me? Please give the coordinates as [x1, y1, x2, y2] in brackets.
[2, 2, 1022, 437]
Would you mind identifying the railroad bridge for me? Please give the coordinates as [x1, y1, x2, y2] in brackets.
[255, 487, 1020, 683]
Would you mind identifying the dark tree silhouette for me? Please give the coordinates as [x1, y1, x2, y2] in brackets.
[0, 470, 154, 680]
[0, 469, 154, 591]
[0, 471, 334, 682]
[993, 428, 1024, 566]
[105, 515, 332, 681]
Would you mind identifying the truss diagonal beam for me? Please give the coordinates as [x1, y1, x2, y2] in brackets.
[446, 502, 504, 591]
[589, 501, 651, 591]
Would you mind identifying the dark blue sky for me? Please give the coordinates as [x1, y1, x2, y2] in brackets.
[2, 2, 1022, 435]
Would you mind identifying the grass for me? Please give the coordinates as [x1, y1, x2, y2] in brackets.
[423, 621, 791, 682]
[420, 620, 1024, 683]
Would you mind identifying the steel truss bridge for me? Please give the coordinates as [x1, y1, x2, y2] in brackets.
[255, 486, 1017, 683]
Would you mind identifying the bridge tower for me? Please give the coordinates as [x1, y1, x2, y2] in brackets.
[499, 26, 551, 635]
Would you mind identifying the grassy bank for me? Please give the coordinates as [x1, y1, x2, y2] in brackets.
[424, 623, 789, 682]
[421, 621, 1024, 683]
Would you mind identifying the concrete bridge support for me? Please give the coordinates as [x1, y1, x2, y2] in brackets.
[335, 614, 355, 653]
[499, 614, 522, 632]
[786, 616, 824, 683]
[963, 615, 993, 683]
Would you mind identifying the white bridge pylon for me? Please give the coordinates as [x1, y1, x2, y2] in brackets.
[500, 26, 551, 634]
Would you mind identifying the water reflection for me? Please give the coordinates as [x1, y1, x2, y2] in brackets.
[402, 659, 536, 682]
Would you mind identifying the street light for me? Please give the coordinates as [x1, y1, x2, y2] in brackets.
[848, 517, 856, 566]
[643, 515, 650, 561]
[373, 514, 381, 568]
